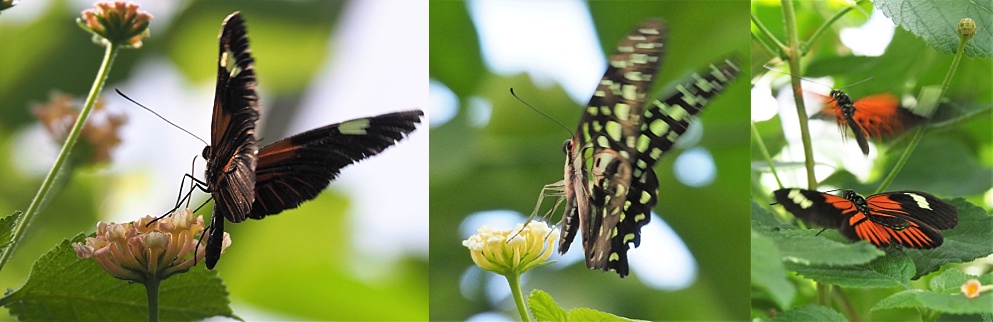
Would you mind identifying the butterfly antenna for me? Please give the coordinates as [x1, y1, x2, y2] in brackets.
[762, 65, 835, 91]
[764, 65, 875, 91]
[510, 88, 575, 138]
[115, 89, 209, 146]
[836, 77, 874, 90]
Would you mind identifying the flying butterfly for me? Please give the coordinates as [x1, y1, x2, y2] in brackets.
[815, 90, 925, 155]
[194, 12, 422, 268]
[773, 188, 958, 249]
[536, 19, 741, 277]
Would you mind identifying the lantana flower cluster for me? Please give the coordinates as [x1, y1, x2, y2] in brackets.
[73, 209, 229, 283]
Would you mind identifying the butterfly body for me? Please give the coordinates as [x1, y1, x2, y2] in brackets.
[773, 188, 958, 249]
[201, 12, 422, 269]
[551, 19, 740, 277]
[822, 90, 924, 155]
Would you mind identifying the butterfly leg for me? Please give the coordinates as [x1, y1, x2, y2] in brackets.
[509, 181, 567, 241]
[149, 172, 212, 226]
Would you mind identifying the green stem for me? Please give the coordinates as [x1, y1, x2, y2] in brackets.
[751, 12, 787, 57]
[802, 3, 858, 55]
[506, 272, 531, 322]
[751, 121, 783, 189]
[781, 0, 817, 190]
[0, 44, 120, 271]
[146, 278, 161, 322]
[875, 26, 969, 193]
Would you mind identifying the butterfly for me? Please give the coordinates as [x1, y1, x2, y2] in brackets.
[537, 19, 740, 277]
[199, 12, 423, 269]
[817, 90, 924, 155]
[773, 188, 958, 249]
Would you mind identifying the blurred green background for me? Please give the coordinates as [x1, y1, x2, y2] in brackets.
[430, 1, 750, 320]
[750, 1, 992, 320]
[0, 0, 427, 320]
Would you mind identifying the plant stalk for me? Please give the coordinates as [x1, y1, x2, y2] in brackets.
[146, 278, 161, 322]
[507, 272, 531, 322]
[0, 44, 120, 271]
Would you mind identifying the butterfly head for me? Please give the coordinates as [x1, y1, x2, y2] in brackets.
[842, 189, 870, 212]
[561, 139, 574, 155]
[830, 90, 854, 109]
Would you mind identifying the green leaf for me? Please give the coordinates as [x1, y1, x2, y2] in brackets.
[529, 289, 568, 322]
[752, 201, 793, 230]
[751, 228, 796, 309]
[771, 304, 849, 322]
[873, 276, 993, 315]
[569, 307, 634, 322]
[787, 251, 915, 288]
[874, 0, 993, 57]
[0, 234, 236, 321]
[529, 289, 636, 322]
[0, 210, 20, 256]
[752, 215, 885, 267]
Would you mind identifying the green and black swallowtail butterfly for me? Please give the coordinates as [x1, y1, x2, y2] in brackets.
[539, 19, 740, 277]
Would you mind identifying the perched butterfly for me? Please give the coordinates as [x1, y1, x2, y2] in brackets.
[773, 188, 958, 249]
[816, 90, 924, 155]
[538, 19, 740, 277]
[200, 12, 422, 268]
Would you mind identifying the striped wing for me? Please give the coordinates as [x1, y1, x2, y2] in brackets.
[855, 191, 958, 248]
[248, 110, 423, 219]
[773, 188, 957, 249]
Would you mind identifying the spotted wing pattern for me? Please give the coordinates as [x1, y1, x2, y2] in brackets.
[557, 19, 741, 277]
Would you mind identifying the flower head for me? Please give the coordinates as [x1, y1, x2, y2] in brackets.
[958, 18, 976, 41]
[961, 279, 993, 299]
[73, 209, 230, 283]
[463, 221, 558, 276]
[32, 91, 126, 165]
[77, 1, 153, 48]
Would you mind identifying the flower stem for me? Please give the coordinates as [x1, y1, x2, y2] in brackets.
[506, 272, 531, 322]
[780, 0, 816, 190]
[874, 22, 970, 193]
[145, 278, 161, 322]
[0, 44, 120, 271]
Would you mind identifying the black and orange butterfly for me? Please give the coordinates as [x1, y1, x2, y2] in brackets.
[816, 90, 924, 155]
[773, 188, 958, 249]
[195, 12, 422, 268]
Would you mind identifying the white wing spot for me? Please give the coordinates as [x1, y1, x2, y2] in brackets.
[906, 193, 933, 210]
[788, 189, 813, 209]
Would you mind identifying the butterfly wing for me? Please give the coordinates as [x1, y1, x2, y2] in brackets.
[247, 110, 423, 219]
[204, 12, 260, 269]
[558, 19, 667, 277]
[774, 189, 955, 249]
[854, 191, 958, 248]
[583, 59, 741, 276]
[851, 94, 924, 140]
[773, 188, 854, 230]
